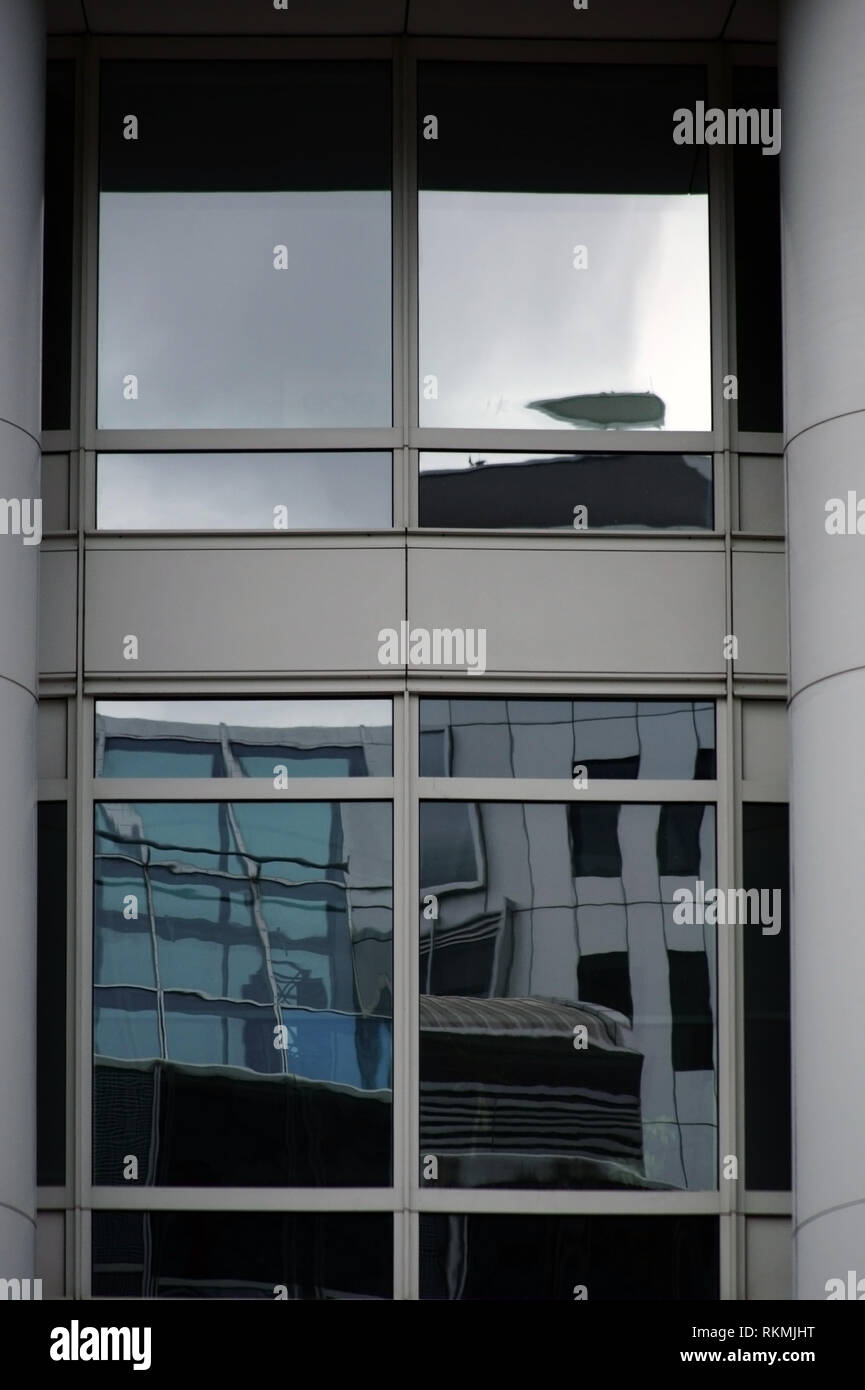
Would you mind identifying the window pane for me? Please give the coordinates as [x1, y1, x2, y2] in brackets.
[733, 69, 782, 433]
[98, 62, 392, 428]
[93, 801, 393, 1185]
[92, 1211, 392, 1299]
[419, 801, 717, 1189]
[97, 454, 392, 530]
[42, 61, 75, 431]
[420, 1214, 718, 1300]
[743, 802, 790, 1189]
[95, 700, 392, 777]
[419, 699, 715, 779]
[38, 802, 67, 1186]
[418, 64, 710, 430]
[419, 453, 713, 530]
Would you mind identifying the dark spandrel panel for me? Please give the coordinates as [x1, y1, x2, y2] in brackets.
[419, 802, 717, 1190]
[419, 64, 708, 195]
[95, 699, 392, 777]
[37, 802, 67, 1187]
[97, 454, 392, 531]
[743, 803, 791, 1190]
[419, 1214, 719, 1301]
[418, 64, 710, 431]
[42, 61, 75, 431]
[419, 699, 715, 780]
[92, 1211, 393, 1299]
[419, 454, 713, 530]
[93, 801, 392, 1185]
[98, 62, 391, 428]
[733, 68, 783, 433]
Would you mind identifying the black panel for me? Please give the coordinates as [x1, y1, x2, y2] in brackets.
[37, 802, 67, 1187]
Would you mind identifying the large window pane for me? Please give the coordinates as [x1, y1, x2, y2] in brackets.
[95, 700, 392, 778]
[97, 454, 392, 530]
[420, 1214, 718, 1300]
[419, 452, 713, 530]
[98, 62, 392, 428]
[743, 802, 790, 1189]
[418, 64, 710, 430]
[419, 801, 717, 1189]
[92, 1211, 392, 1299]
[93, 801, 393, 1185]
[420, 699, 715, 779]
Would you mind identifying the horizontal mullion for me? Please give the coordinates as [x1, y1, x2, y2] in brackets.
[92, 777, 394, 801]
[87, 1187, 397, 1212]
[413, 1188, 721, 1215]
[87, 429, 400, 452]
[85, 532, 402, 550]
[410, 428, 717, 454]
[85, 677, 404, 696]
[743, 1193, 792, 1216]
[407, 678, 727, 696]
[418, 778, 718, 801]
[740, 780, 788, 803]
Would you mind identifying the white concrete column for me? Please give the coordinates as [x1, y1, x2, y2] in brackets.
[781, 0, 865, 1300]
[0, 0, 43, 1278]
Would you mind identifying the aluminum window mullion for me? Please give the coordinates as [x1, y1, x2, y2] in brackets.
[92, 777, 395, 801]
[417, 778, 719, 802]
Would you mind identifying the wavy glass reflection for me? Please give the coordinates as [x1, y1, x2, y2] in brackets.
[95, 700, 392, 778]
[93, 801, 393, 1185]
[420, 699, 715, 779]
[418, 64, 710, 431]
[420, 801, 717, 1189]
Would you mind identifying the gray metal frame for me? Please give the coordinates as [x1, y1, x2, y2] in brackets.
[38, 30, 788, 1303]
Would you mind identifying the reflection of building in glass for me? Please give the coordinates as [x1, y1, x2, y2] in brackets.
[420, 799, 716, 1190]
[93, 792, 393, 1186]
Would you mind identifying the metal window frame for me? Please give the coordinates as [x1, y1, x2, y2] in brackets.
[39, 29, 785, 1303]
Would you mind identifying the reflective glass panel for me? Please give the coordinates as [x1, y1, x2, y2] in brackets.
[93, 801, 393, 1185]
[418, 64, 710, 430]
[95, 700, 392, 778]
[98, 62, 392, 427]
[420, 1214, 718, 1300]
[743, 802, 790, 1189]
[419, 452, 713, 529]
[420, 801, 717, 1188]
[93, 1211, 392, 1299]
[419, 699, 715, 779]
[97, 454, 392, 530]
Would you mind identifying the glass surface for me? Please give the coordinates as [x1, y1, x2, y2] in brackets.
[98, 62, 391, 428]
[419, 801, 717, 1188]
[42, 61, 75, 431]
[419, 452, 712, 529]
[95, 700, 392, 777]
[743, 803, 790, 1189]
[418, 64, 710, 431]
[419, 699, 716, 779]
[420, 1214, 718, 1300]
[93, 801, 393, 1185]
[92, 1212, 392, 1299]
[733, 69, 782, 433]
[37, 803, 67, 1186]
[97, 454, 392, 530]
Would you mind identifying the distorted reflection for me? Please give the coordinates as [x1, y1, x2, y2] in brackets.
[420, 801, 717, 1188]
[95, 700, 393, 778]
[92, 1211, 393, 1299]
[93, 801, 393, 1185]
[419, 699, 715, 780]
[418, 453, 712, 530]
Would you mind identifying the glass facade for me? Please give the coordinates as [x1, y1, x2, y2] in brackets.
[35, 33, 786, 1302]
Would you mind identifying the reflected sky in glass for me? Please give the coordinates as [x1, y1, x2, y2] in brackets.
[97, 454, 392, 530]
[419, 191, 710, 430]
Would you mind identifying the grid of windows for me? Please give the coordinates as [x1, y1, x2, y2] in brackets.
[37, 36, 787, 1300]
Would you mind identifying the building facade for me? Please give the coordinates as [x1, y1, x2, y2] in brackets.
[0, 0, 859, 1300]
